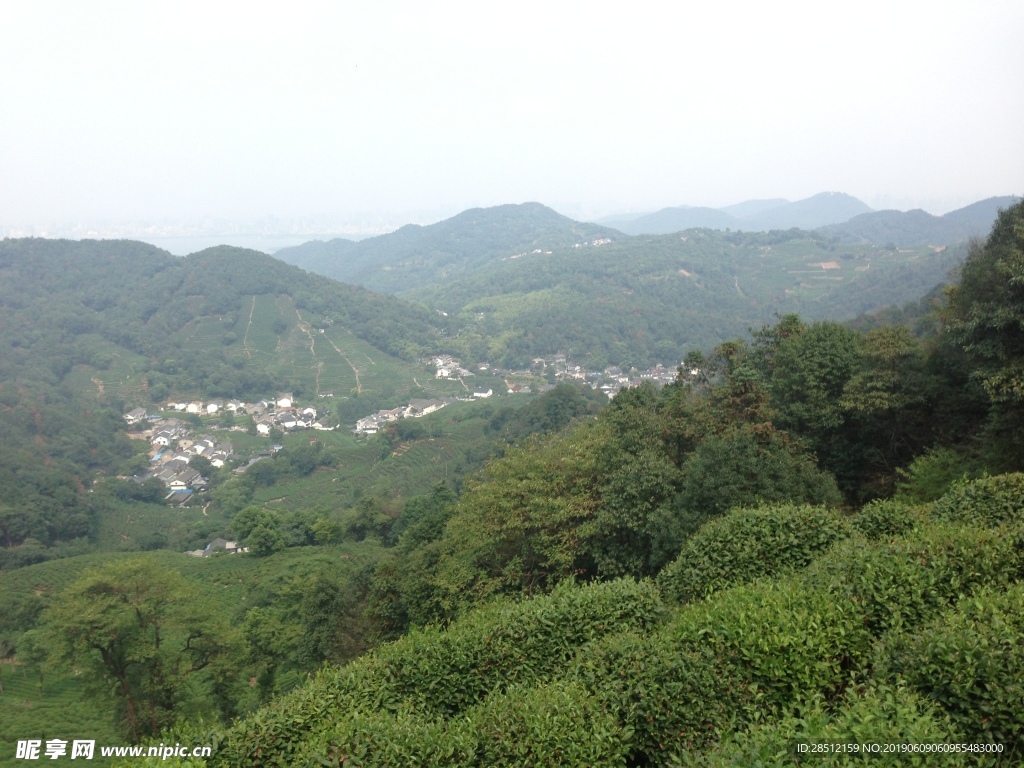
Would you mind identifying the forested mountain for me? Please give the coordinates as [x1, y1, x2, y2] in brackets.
[274, 199, 1003, 369]
[0, 238, 456, 570]
[0, 238, 445, 396]
[410, 228, 965, 369]
[609, 205, 738, 233]
[274, 203, 620, 294]
[818, 194, 1020, 246]
[610, 191, 872, 234]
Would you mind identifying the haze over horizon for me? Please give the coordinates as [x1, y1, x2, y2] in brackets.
[2, 1, 1022, 239]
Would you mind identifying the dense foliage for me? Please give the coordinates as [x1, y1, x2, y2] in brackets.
[135, 474, 1024, 766]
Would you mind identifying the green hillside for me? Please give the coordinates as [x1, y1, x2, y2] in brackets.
[0, 237, 479, 574]
[141, 477, 1024, 766]
[410, 227, 965, 368]
[273, 202, 621, 294]
[0, 545, 380, 767]
[0, 238, 445, 403]
[279, 201, 981, 369]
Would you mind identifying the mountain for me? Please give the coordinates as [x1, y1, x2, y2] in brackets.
[593, 211, 656, 227]
[0, 238, 449, 406]
[272, 197, 1003, 370]
[818, 196, 1022, 247]
[614, 206, 741, 235]
[718, 198, 789, 218]
[609, 192, 872, 235]
[740, 191, 872, 230]
[405, 228, 965, 369]
[274, 202, 620, 295]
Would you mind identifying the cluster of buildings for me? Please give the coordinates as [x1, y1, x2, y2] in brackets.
[248, 395, 332, 434]
[485, 354, 682, 399]
[161, 398, 247, 415]
[132, 393, 335, 435]
[431, 355, 475, 380]
[354, 397, 461, 436]
[123, 392, 335, 502]
[124, 415, 236, 501]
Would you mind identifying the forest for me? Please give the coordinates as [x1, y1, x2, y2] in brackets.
[0, 199, 1022, 766]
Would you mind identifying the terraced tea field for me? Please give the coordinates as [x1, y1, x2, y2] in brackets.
[251, 401, 495, 512]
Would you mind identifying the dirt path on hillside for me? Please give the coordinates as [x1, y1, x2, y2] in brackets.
[324, 334, 363, 394]
[293, 310, 327, 396]
[242, 296, 256, 358]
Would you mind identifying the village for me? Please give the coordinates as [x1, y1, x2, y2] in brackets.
[122, 356, 686, 502]
[122, 393, 333, 503]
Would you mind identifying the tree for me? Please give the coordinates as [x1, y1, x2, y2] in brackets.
[943, 200, 1024, 461]
[233, 506, 287, 556]
[433, 426, 607, 613]
[33, 558, 237, 741]
[673, 426, 842, 533]
[839, 325, 935, 484]
[188, 455, 215, 483]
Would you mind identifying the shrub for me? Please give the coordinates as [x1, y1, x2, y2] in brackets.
[466, 680, 629, 767]
[293, 681, 627, 767]
[875, 584, 1024, 759]
[804, 522, 1024, 637]
[850, 498, 928, 540]
[670, 579, 872, 713]
[571, 629, 752, 763]
[658, 504, 851, 604]
[298, 706, 476, 767]
[672, 686, 968, 767]
[373, 577, 663, 718]
[931, 473, 1024, 528]
[212, 578, 663, 766]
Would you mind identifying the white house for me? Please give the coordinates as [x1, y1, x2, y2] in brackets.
[123, 407, 148, 425]
[276, 393, 293, 409]
[473, 387, 493, 398]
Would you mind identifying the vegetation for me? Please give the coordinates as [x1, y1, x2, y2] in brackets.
[154, 479, 1024, 766]
[274, 201, 976, 369]
[1, 199, 1022, 765]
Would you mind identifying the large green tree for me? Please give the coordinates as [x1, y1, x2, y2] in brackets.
[943, 199, 1024, 461]
[31, 558, 238, 741]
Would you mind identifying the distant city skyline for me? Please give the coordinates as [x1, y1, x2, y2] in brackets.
[2, 2, 1021, 236]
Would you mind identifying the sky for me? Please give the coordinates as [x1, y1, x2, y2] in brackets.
[1, 0, 1022, 236]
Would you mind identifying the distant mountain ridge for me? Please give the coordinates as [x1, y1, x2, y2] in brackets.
[818, 196, 1021, 247]
[275, 202, 619, 294]
[609, 192, 873, 235]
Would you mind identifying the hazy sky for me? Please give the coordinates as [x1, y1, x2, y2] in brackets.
[2, 0, 1022, 231]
